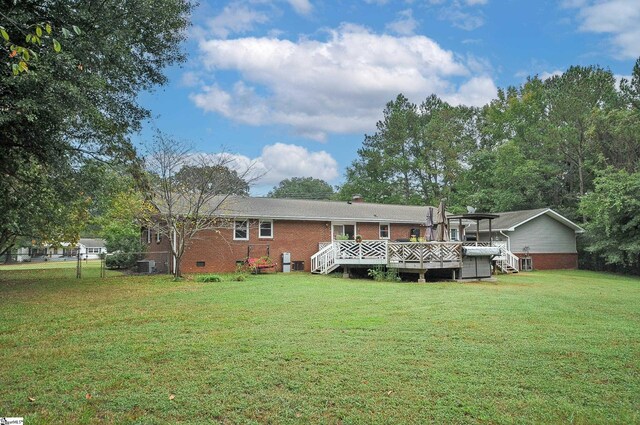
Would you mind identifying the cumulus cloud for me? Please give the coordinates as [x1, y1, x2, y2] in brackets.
[203, 143, 339, 188]
[442, 76, 497, 107]
[190, 24, 496, 140]
[566, 0, 640, 59]
[208, 3, 269, 38]
[539, 70, 563, 80]
[286, 0, 313, 15]
[386, 9, 419, 35]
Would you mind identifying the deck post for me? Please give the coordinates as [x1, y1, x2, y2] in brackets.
[418, 270, 426, 283]
[343, 266, 350, 279]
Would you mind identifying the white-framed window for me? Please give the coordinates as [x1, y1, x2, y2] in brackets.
[379, 223, 390, 239]
[332, 222, 356, 240]
[156, 225, 161, 243]
[146, 228, 151, 244]
[234, 220, 249, 240]
[87, 248, 101, 254]
[259, 220, 273, 239]
[450, 228, 459, 241]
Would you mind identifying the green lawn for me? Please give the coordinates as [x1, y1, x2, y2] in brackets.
[0, 269, 638, 424]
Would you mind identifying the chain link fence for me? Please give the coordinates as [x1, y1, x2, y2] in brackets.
[0, 251, 171, 279]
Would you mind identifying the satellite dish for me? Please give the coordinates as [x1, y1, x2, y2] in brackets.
[467, 206, 476, 214]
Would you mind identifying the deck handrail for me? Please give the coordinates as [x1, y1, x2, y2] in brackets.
[311, 243, 337, 274]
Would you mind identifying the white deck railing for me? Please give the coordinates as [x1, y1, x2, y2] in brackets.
[311, 242, 338, 274]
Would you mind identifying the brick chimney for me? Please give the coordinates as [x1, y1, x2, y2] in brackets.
[351, 194, 365, 203]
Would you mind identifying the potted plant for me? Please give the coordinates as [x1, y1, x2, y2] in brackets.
[355, 235, 363, 243]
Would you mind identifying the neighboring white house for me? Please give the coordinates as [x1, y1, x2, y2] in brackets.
[77, 238, 107, 259]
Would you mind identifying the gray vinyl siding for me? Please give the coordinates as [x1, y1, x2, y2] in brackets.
[509, 214, 577, 253]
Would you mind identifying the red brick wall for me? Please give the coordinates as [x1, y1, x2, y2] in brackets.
[356, 222, 421, 241]
[142, 227, 173, 273]
[171, 220, 425, 273]
[178, 220, 332, 273]
[514, 253, 578, 270]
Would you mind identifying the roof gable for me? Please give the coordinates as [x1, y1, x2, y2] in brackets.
[472, 208, 584, 233]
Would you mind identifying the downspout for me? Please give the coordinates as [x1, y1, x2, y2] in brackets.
[499, 231, 511, 252]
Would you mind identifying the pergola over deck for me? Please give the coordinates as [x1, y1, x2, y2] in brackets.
[447, 213, 500, 244]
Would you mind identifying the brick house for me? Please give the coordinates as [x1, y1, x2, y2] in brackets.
[143, 198, 582, 276]
[143, 196, 438, 274]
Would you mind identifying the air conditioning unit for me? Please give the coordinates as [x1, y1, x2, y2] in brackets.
[137, 260, 156, 274]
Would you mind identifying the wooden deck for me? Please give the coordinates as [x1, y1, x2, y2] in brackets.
[312, 240, 463, 274]
[311, 240, 518, 275]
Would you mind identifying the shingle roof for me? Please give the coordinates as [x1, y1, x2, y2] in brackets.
[470, 208, 584, 233]
[79, 238, 106, 248]
[209, 196, 435, 224]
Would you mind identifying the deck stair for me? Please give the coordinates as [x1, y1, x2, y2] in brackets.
[311, 243, 339, 274]
[495, 247, 519, 273]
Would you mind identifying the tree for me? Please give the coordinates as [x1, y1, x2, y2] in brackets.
[580, 168, 640, 274]
[268, 177, 334, 200]
[0, 159, 88, 256]
[0, 0, 193, 252]
[175, 165, 249, 196]
[545, 65, 619, 199]
[145, 133, 257, 278]
[339, 94, 477, 207]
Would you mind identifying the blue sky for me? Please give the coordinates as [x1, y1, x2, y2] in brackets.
[137, 0, 640, 195]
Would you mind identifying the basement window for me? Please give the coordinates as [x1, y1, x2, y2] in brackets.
[520, 258, 533, 271]
[234, 220, 249, 240]
[196, 261, 205, 267]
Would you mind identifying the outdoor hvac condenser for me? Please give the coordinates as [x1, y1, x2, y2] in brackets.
[282, 252, 291, 273]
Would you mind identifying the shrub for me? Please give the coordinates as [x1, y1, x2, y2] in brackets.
[232, 273, 247, 282]
[106, 251, 143, 269]
[195, 274, 223, 282]
[368, 266, 401, 282]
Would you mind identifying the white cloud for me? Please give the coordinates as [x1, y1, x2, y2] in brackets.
[287, 0, 313, 15]
[439, 7, 484, 31]
[567, 0, 640, 59]
[206, 143, 339, 189]
[386, 9, 419, 35]
[442, 76, 497, 107]
[539, 70, 563, 80]
[180, 71, 203, 87]
[191, 24, 496, 140]
[208, 4, 269, 38]
[434, 0, 487, 31]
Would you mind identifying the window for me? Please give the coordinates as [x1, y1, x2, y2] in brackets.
[259, 220, 273, 238]
[450, 228, 459, 241]
[332, 223, 356, 240]
[234, 220, 249, 240]
[87, 248, 101, 254]
[146, 228, 151, 244]
[521, 257, 533, 271]
[196, 261, 205, 267]
[379, 224, 390, 239]
[156, 225, 161, 243]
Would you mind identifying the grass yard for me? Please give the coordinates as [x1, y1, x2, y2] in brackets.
[0, 268, 639, 424]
